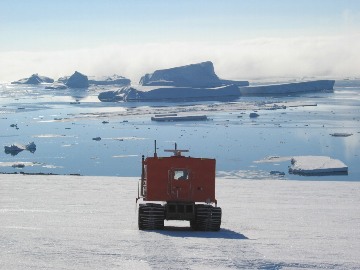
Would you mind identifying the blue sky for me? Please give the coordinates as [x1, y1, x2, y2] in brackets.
[1, 0, 359, 82]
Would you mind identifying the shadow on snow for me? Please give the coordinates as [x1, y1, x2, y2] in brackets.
[154, 226, 248, 240]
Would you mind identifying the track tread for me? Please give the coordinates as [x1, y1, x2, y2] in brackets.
[138, 203, 165, 230]
[192, 204, 222, 231]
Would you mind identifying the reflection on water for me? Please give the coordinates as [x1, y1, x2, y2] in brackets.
[0, 81, 359, 181]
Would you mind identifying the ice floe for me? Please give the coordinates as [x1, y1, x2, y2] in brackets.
[289, 156, 348, 175]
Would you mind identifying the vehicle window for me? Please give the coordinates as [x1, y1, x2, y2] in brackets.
[174, 170, 189, 180]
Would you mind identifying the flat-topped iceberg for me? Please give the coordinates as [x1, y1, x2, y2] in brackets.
[98, 85, 240, 102]
[288, 156, 348, 175]
[239, 80, 335, 95]
[139, 61, 249, 87]
[11, 74, 54, 85]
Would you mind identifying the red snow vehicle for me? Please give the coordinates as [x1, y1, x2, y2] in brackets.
[136, 141, 221, 231]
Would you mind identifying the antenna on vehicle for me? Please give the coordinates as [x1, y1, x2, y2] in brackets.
[164, 142, 189, 156]
[154, 140, 157, 158]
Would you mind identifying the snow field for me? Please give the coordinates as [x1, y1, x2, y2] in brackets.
[1, 175, 359, 269]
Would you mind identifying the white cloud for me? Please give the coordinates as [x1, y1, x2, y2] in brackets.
[1, 33, 359, 83]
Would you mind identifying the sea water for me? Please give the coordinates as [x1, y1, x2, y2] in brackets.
[0, 81, 359, 181]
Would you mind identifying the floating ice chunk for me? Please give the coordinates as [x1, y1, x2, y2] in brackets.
[151, 114, 208, 122]
[25, 142, 36, 152]
[12, 163, 25, 168]
[330, 133, 353, 137]
[289, 156, 348, 175]
[270, 170, 285, 176]
[4, 144, 25, 155]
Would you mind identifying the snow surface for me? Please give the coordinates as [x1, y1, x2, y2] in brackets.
[1, 174, 359, 269]
[289, 156, 348, 175]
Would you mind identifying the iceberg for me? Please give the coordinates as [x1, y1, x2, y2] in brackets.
[88, 74, 131, 86]
[139, 61, 249, 87]
[58, 71, 131, 89]
[99, 85, 240, 102]
[11, 74, 54, 85]
[96, 62, 336, 102]
[98, 61, 247, 102]
[59, 71, 89, 88]
[288, 156, 348, 175]
[239, 80, 335, 95]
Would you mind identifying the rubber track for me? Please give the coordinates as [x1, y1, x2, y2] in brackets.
[192, 204, 222, 231]
[138, 203, 165, 230]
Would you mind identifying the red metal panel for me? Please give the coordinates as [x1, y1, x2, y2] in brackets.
[144, 156, 216, 203]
